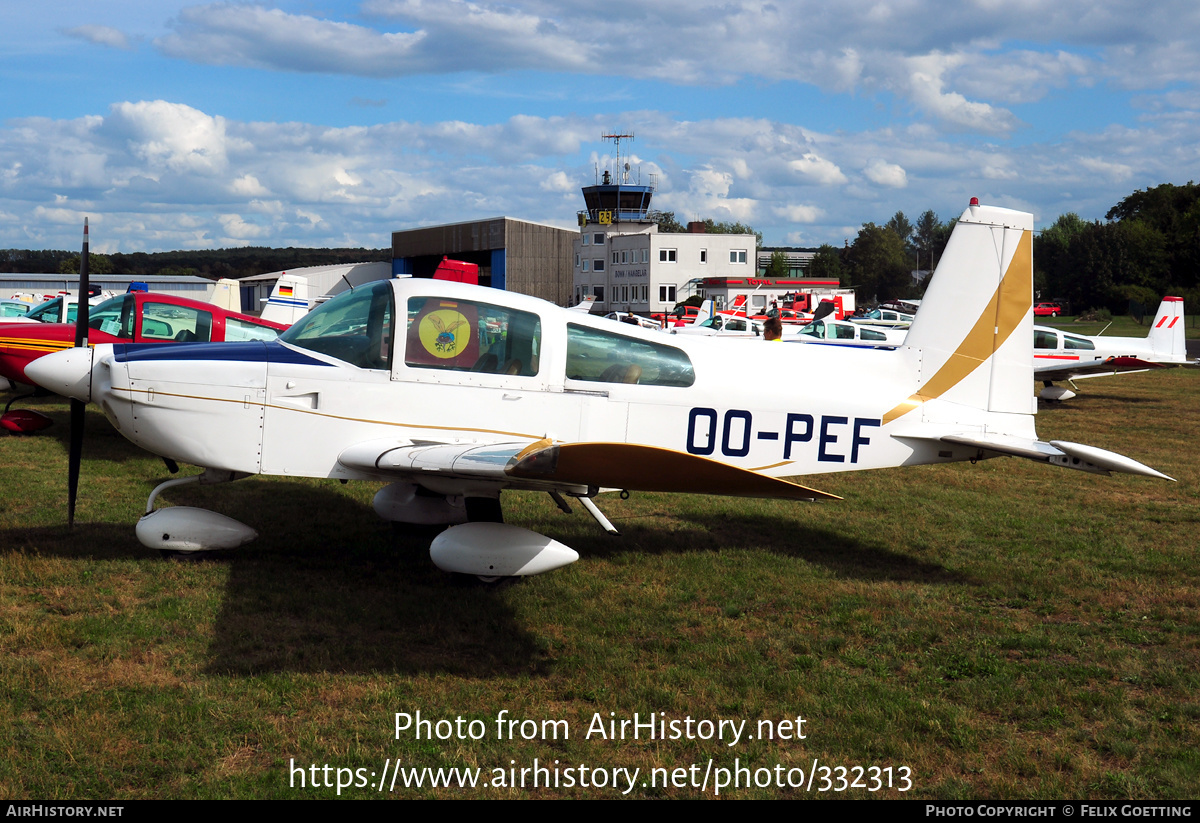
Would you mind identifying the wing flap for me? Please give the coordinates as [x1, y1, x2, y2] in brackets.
[338, 438, 840, 500]
[508, 442, 841, 501]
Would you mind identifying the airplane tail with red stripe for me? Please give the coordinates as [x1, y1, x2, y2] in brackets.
[1147, 297, 1186, 360]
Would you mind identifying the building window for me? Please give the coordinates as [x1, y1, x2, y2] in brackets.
[575, 253, 580, 268]
[730, 250, 747, 264]
[659, 285, 677, 303]
[612, 252, 619, 264]
[594, 259, 605, 272]
[621, 251, 628, 264]
[659, 248, 677, 263]
[593, 233, 604, 245]
[700, 249, 707, 264]
[582, 260, 590, 272]
[641, 249, 648, 263]
[582, 235, 589, 246]
[593, 286, 604, 301]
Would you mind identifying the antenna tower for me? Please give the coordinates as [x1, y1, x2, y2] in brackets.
[601, 131, 635, 183]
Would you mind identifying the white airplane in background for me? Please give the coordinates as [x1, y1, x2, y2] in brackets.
[29, 201, 1172, 580]
[1035, 297, 1197, 401]
[260, 274, 312, 325]
[792, 317, 906, 346]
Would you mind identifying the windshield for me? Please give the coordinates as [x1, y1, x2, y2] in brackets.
[88, 294, 135, 339]
[280, 282, 394, 369]
[26, 298, 75, 324]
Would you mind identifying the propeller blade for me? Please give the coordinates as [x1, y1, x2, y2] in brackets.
[68, 219, 89, 528]
[68, 398, 84, 528]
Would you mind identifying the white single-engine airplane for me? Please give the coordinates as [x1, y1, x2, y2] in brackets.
[29, 201, 1172, 579]
[1034, 297, 1197, 401]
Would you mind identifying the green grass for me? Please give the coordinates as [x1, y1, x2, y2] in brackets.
[1, 370, 1198, 798]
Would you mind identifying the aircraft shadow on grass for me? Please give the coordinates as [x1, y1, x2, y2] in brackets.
[3, 465, 971, 677]
[546, 506, 969, 587]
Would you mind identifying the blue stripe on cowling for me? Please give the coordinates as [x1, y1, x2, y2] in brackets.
[113, 340, 335, 366]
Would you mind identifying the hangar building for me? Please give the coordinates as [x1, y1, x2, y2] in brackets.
[390, 218, 578, 306]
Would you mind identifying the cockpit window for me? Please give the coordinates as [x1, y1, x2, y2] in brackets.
[280, 282, 393, 369]
[404, 296, 540, 376]
[567, 323, 694, 387]
[88, 294, 135, 339]
[1063, 335, 1095, 351]
[1034, 330, 1058, 349]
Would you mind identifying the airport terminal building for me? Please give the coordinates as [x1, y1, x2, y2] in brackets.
[570, 171, 757, 315]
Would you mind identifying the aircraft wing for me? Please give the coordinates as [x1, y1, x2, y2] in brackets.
[338, 439, 841, 501]
[926, 432, 1174, 480]
[1035, 355, 1170, 383]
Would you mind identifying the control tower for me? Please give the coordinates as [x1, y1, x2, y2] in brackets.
[578, 133, 658, 228]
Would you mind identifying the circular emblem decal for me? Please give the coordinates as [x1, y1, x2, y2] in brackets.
[419, 309, 471, 359]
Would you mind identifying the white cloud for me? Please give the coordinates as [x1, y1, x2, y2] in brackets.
[106, 101, 232, 176]
[901, 52, 1021, 135]
[63, 25, 133, 50]
[1, 99, 1198, 251]
[90, 2, 1200, 158]
[540, 171, 573, 192]
[218, 213, 270, 242]
[1077, 156, 1134, 182]
[787, 154, 848, 186]
[231, 174, 269, 196]
[863, 159, 908, 188]
[156, 1, 590, 76]
[777, 204, 824, 223]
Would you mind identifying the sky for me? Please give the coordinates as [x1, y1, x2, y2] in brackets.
[2, 0, 1199, 253]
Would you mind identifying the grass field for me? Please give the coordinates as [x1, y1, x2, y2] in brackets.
[1, 369, 1197, 799]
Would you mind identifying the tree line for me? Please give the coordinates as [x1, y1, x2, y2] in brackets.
[802, 182, 1199, 310]
[0, 246, 391, 281]
[1035, 183, 1199, 313]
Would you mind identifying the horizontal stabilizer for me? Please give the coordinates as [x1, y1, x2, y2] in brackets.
[1036, 355, 1169, 383]
[938, 433, 1173, 480]
[1049, 440, 1175, 480]
[508, 442, 841, 501]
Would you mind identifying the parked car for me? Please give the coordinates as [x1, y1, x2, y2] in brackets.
[0, 291, 288, 387]
[1034, 302, 1064, 317]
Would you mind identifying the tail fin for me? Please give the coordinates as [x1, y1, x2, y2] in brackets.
[569, 295, 596, 313]
[261, 274, 310, 325]
[894, 200, 1034, 421]
[1147, 297, 1186, 360]
[208, 278, 240, 312]
[693, 299, 714, 325]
